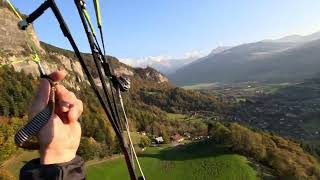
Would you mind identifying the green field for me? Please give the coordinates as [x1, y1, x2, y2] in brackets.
[87, 141, 257, 180]
[182, 83, 218, 90]
[302, 117, 320, 132]
[167, 113, 204, 122]
[2, 141, 258, 180]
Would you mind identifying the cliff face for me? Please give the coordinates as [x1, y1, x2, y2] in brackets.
[0, 7, 44, 54]
[134, 67, 169, 83]
[0, 7, 84, 89]
[0, 6, 169, 90]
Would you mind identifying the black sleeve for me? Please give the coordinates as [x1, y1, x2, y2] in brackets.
[19, 155, 86, 180]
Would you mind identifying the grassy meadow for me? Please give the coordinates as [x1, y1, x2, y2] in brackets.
[87, 141, 257, 180]
[166, 113, 204, 122]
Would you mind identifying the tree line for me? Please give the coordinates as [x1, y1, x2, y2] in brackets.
[209, 122, 320, 180]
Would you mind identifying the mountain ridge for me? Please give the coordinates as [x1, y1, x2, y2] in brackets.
[170, 31, 320, 86]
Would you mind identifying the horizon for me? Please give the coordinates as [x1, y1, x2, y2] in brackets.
[10, 0, 320, 63]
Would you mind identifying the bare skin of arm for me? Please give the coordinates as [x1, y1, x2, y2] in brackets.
[29, 71, 83, 165]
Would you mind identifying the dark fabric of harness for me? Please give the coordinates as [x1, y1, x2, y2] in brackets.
[19, 155, 86, 180]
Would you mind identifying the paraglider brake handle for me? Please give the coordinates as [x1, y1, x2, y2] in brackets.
[14, 75, 58, 149]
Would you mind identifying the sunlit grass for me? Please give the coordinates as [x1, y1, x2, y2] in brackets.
[87, 142, 257, 180]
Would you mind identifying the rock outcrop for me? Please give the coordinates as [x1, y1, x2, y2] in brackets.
[0, 6, 170, 90]
[0, 7, 85, 89]
[0, 7, 44, 55]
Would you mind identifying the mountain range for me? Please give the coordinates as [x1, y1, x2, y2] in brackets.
[169, 31, 320, 86]
[120, 47, 231, 75]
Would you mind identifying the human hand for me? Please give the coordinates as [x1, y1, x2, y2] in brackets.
[29, 71, 83, 165]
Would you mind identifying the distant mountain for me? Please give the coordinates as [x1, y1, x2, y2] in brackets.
[170, 31, 320, 86]
[147, 47, 233, 75]
[264, 31, 320, 43]
[120, 47, 232, 75]
[207, 46, 232, 57]
[120, 56, 197, 75]
[145, 57, 197, 75]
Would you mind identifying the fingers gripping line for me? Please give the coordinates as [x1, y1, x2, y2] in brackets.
[15, 77, 58, 148]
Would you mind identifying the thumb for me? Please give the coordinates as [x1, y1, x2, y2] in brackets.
[29, 71, 66, 119]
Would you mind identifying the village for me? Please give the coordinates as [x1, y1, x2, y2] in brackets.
[136, 131, 210, 148]
[232, 98, 320, 140]
[211, 82, 320, 141]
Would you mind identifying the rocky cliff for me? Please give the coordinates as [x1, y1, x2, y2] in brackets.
[0, 6, 169, 90]
[0, 6, 84, 89]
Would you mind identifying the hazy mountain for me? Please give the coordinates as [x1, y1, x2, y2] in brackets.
[264, 31, 320, 43]
[149, 47, 233, 74]
[120, 47, 232, 75]
[170, 31, 320, 86]
[207, 46, 232, 57]
[144, 57, 198, 75]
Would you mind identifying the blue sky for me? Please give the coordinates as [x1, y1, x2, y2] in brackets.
[11, 0, 320, 60]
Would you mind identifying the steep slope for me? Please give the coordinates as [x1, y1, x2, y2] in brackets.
[0, 6, 86, 90]
[0, 5, 170, 90]
[170, 33, 320, 86]
[0, 7, 44, 55]
[40, 42, 171, 90]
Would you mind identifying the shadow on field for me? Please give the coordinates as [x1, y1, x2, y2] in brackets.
[140, 140, 233, 161]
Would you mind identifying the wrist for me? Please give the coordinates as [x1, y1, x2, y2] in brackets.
[40, 148, 76, 165]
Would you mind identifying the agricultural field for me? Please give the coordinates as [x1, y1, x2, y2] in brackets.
[182, 83, 219, 90]
[302, 116, 320, 133]
[166, 113, 204, 122]
[87, 141, 257, 180]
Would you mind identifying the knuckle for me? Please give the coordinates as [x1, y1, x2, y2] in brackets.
[56, 84, 66, 91]
[77, 99, 84, 112]
[69, 92, 76, 98]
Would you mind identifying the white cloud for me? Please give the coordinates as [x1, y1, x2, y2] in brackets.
[141, 55, 173, 63]
[183, 49, 210, 59]
[120, 55, 172, 67]
[119, 49, 209, 68]
[118, 49, 211, 74]
[120, 58, 137, 66]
